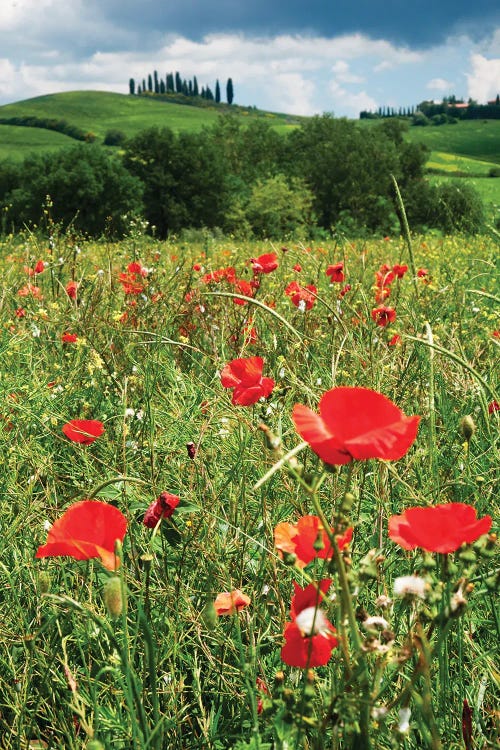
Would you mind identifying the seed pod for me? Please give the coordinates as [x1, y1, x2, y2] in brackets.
[38, 571, 51, 594]
[460, 415, 476, 441]
[103, 577, 123, 618]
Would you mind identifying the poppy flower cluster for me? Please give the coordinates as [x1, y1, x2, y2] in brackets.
[275, 515, 353, 568]
[143, 492, 180, 528]
[285, 281, 317, 311]
[221, 356, 275, 406]
[389, 503, 492, 553]
[281, 580, 338, 668]
[62, 419, 105, 445]
[35, 500, 127, 571]
[200, 265, 254, 305]
[293, 386, 420, 465]
[119, 261, 148, 295]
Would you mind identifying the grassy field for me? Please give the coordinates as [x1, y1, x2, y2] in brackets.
[0, 91, 301, 161]
[0, 227, 498, 749]
[405, 120, 500, 165]
[426, 151, 498, 176]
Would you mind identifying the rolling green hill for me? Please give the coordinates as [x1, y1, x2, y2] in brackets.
[405, 119, 500, 165]
[0, 90, 301, 161]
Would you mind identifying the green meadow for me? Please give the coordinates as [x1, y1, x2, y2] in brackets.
[0, 227, 498, 749]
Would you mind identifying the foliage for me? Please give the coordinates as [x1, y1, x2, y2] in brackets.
[2, 144, 142, 236]
[103, 129, 127, 147]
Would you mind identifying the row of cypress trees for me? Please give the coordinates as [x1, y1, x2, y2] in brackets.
[129, 72, 234, 104]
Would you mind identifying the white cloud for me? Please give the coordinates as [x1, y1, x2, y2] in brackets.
[329, 80, 378, 116]
[426, 77, 454, 91]
[466, 54, 500, 102]
[331, 60, 365, 84]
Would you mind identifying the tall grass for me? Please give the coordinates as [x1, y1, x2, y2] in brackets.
[0, 226, 498, 749]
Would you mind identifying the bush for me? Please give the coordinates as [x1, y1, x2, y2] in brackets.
[104, 129, 127, 147]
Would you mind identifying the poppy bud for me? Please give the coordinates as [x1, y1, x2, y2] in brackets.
[282, 552, 297, 566]
[186, 441, 196, 459]
[313, 530, 325, 552]
[201, 600, 218, 630]
[103, 577, 123, 618]
[460, 415, 476, 442]
[38, 571, 51, 594]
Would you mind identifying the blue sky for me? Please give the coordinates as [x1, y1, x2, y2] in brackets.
[0, 0, 499, 116]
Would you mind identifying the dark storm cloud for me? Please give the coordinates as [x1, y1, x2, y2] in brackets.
[96, 0, 500, 47]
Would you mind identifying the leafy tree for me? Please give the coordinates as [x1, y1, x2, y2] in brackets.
[103, 129, 127, 147]
[5, 144, 142, 236]
[129, 78, 135, 95]
[226, 78, 234, 105]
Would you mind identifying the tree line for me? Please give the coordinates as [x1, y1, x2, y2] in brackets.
[0, 115, 485, 239]
[129, 71, 234, 105]
[360, 95, 500, 124]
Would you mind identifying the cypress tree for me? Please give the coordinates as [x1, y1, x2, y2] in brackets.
[193, 76, 199, 97]
[226, 77, 234, 105]
[205, 85, 214, 100]
[147, 74, 153, 92]
[154, 70, 159, 94]
[137, 84, 142, 95]
[167, 73, 174, 93]
[129, 78, 135, 95]
[160, 80, 165, 94]
[142, 78, 146, 92]
[215, 79, 221, 103]
[175, 72, 182, 93]
[188, 80, 193, 96]
[182, 80, 189, 96]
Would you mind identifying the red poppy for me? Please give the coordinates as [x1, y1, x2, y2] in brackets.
[127, 261, 148, 277]
[220, 356, 274, 406]
[339, 284, 351, 298]
[35, 500, 127, 570]
[118, 272, 145, 295]
[293, 386, 420, 465]
[374, 287, 391, 303]
[326, 262, 345, 283]
[18, 284, 42, 299]
[193, 263, 202, 272]
[143, 492, 180, 528]
[293, 264, 302, 272]
[250, 252, 278, 274]
[388, 334, 402, 347]
[281, 580, 337, 668]
[417, 268, 429, 278]
[275, 515, 353, 568]
[285, 281, 317, 310]
[232, 278, 254, 305]
[488, 400, 499, 414]
[15, 307, 26, 318]
[392, 264, 408, 279]
[375, 267, 395, 290]
[388, 503, 492, 554]
[62, 419, 105, 444]
[65, 280, 79, 299]
[61, 332, 78, 343]
[214, 589, 251, 615]
[201, 267, 236, 284]
[371, 306, 396, 327]
[34, 260, 46, 274]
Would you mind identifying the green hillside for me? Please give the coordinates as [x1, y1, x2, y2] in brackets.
[405, 119, 500, 164]
[0, 90, 301, 161]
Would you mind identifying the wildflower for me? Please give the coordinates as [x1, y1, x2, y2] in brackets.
[293, 263, 302, 272]
[293, 386, 420, 465]
[118, 272, 144, 295]
[65, 280, 79, 299]
[250, 252, 278, 274]
[388, 503, 492, 553]
[398, 707, 411, 734]
[392, 264, 408, 278]
[281, 580, 338, 668]
[372, 306, 396, 327]
[232, 278, 253, 305]
[285, 281, 317, 310]
[417, 268, 429, 278]
[15, 307, 26, 318]
[214, 589, 251, 615]
[488, 400, 499, 414]
[126, 261, 148, 277]
[274, 515, 353, 569]
[34, 260, 46, 274]
[61, 332, 78, 343]
[62, 419, 105, 445]
[18, 284, 42, 299]
[143, 492, 180, 528]
[326, 262, 344, 283]
[200, 266, 236, 284]
[388, 334, 402, 346]
[339, 284, 351, 297]
[35, 500, 127, 571]
[220, 356, 274, 406]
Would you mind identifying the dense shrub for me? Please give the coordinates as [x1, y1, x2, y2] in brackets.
[103, 129, 127, 147]
[2, 144, 142, 236]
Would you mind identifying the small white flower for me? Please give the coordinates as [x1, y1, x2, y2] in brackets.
[279, 367, 285, 378]
[135, 409, 144, 421]
[450, 586, 466, 612]
[295, 606, 330, 637]
[124, 408, 135, 418]
[316, 378, 322, 385]
[31, 324, 41, 338]
[198, 304, 206, 313]
[398, 706, 411, 734]
[372, 706, 388, 720]
[96, 269, 104, 276]
[362, 615, 389, 631]
[43, 520, 52, 532]
[375, 594, 392, 609]
[393, 575, 427, 599]
[298, 299, 307, 312]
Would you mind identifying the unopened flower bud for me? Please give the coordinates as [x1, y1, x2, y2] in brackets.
[460, 415, 476, 441]
[38, 571, 51, 594]
[201, 600, 218, 630]
[312, 530, 325, 552]
[103, 577, 123, 618]
[282, 552, 297, 566]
